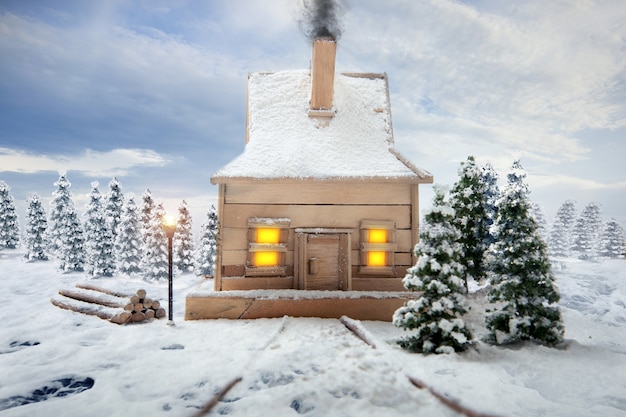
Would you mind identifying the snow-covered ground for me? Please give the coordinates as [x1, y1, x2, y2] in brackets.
[0, 251, 624, 417]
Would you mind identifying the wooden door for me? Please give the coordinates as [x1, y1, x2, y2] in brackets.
[297, 232, 351, 290]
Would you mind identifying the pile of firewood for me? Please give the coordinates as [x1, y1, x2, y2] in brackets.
[51, 284, 166, 325]
[122, 288, 166, 323]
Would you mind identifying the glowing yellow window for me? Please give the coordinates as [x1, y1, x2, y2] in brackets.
[360, 220, 396, 274]
[368, 229, 387, 243]
[253, 251, 279, 267]
[247, 218, 290, 275]
[257, 228, 280, 244]
[368, 251, 387, 266]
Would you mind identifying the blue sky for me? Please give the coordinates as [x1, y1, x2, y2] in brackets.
[1, 0, 625, 232]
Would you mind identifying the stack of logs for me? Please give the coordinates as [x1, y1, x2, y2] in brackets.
[120, 288, 167, 323]
[51, 284, 166, 325]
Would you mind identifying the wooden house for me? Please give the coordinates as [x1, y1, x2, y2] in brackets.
[185, 38, 433, 321]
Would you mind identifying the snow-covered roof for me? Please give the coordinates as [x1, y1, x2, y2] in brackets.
[211, 70, 432, 183]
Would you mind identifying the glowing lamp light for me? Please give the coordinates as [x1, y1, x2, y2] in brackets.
[257, 228, 280, 244]
[254, 251, 279, 267]
[368, 251, 387, 267]
[368, 229, 387, 243]
[162, 214, 177, 238]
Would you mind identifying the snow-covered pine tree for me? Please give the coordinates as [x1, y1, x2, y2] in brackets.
[143, 201, 168, 282]
[47, 173, 74, 256]
[485, 160, 564, 347]
[116, 195, 143, 275]
[481, 162, 500, 246]
[449, 156, 490, 291]
[194, 205, 218, 277]
[0, 180, 20, 249]
[47, 173, 85, 271]
[393, 185, 472, 354]
[531, 202, 548, 241]
[141, 189, 155, 237]
[548, 200, 577, 257]
[24, 193, 48, 261]
[84, 182, 115, 277]
[58, 207, 86, 272]
[570, 202, 603, 260]
[173, 200, 194, 274]
[598, 219, 625, 259]
[104, 177, 124, 241]
[569, 216, 587, 259]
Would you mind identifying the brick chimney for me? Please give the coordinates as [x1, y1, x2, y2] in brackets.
[310, 38, 336, 112]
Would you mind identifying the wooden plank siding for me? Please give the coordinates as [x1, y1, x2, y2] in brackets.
[224, 182, 411, 205]
[222, 204, 411, 229]
[220, 227, 414, 252]
[216, 181, 418, 292]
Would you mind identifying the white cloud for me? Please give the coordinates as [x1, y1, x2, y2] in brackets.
[0, 11, 248, 126]
[341, 0, 626, 167]
[0, 147, 171, 176]
[531, 173, 626, 191]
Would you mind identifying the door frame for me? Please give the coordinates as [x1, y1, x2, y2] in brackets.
[295, 228, 352, 291]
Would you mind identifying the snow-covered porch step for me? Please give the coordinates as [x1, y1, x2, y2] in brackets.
[185, 290, 419, 321]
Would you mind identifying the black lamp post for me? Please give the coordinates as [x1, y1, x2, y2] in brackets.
[162, 215, 177, 323]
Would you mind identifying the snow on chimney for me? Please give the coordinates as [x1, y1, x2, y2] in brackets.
[309, 38, 336, 115]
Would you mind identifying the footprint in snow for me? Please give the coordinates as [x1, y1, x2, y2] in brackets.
[0, 376, 95, 411]
[0, 340, 40, 354]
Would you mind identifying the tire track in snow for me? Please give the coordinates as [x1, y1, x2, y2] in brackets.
[206, 317, 442, 416]
[342, 316, 501, 417]
[189, 315, 290, 417]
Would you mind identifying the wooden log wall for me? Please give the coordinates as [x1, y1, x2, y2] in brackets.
[216, 181, 419, 292]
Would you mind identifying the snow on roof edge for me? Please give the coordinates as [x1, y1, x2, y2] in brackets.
[211, 70, 433, 182]
[210, 174, 433, 185]
[388, 148, 434, 182]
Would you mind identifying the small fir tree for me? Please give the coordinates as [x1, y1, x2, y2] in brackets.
[58, 207, 86, 272]
[393, 185, 472, 354]
[24, 193, 49, 261]
[531, 202, 548, 241]
[449, 156, 491, 291]
[116, 196, 143, 275]
[143, 202, 168, 282]
[141, 189, 155, 238]
[46, 172, 85, 271]
[598, 219, 625, 258]
[84, 182, 116, 277]
[194, 205, 218, 276]
[570, 202, 603, 260]
[481, 162, 500, 246]
[47, 173, 75, 256]
[548, 200, 577, 257]
[104, 177, 124, 240]
[0, 180, 20, 249]
[569, 216, 587, 259]
[485, 160, 564, 346]
[173, 200, 194, 273]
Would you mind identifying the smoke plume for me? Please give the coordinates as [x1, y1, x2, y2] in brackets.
[299, 0, 346, 41]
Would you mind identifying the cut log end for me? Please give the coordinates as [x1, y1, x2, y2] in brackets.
[111, 311, 132, 325]
[131, 311, 146, 322]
